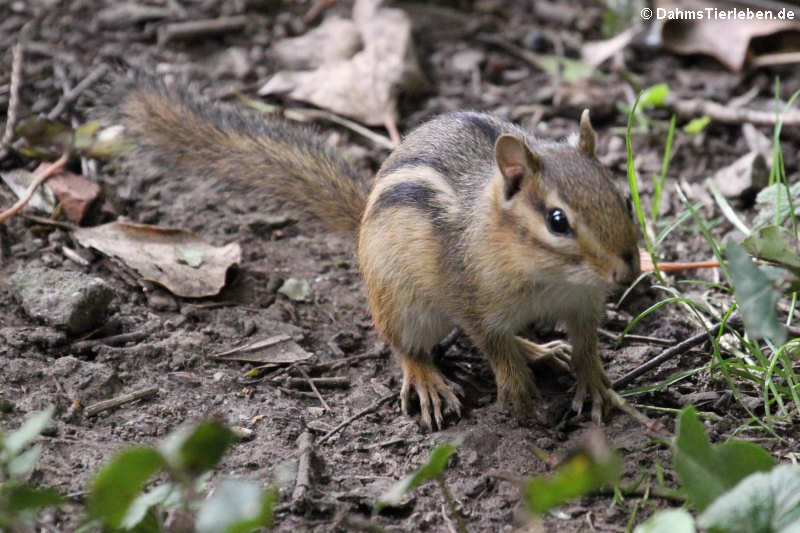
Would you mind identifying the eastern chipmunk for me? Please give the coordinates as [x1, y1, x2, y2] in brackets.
[120, 83, 640, 430]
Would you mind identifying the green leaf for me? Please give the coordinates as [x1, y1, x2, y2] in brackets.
[522, 446, 621, 515]
[159, 421, 236, 476]
[377, 440, 460, 510]
[4, 406, 54, 457]
[4, 483, 63, 512]
[683, 116, 710, 134]
[87, 446, 165, 528]
[742, 225, 800, 273]
[7, 444, 43, 478]
[16, 117, 74, 159]
[639, 84, 670, 109]
[674, 406, 775, 512]
[121, 483, 176, 529]
[699, 465, 800, 533]
[196, 480, 277, 533]
[634, 508, 696, 533]
[726, 239, 788, 344]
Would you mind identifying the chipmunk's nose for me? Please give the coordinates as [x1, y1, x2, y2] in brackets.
[612, 249, 640, 285]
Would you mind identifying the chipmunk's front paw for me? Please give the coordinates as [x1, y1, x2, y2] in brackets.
[400, 356, 462, 431]
[572, 369, 612, 423]
[516, 337, 571, 372]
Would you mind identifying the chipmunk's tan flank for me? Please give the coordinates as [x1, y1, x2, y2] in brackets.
[120, 82, 640, 430]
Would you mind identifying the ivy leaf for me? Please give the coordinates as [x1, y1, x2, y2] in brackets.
[698, 465, 800, 533]
[87, 447, 165, 528]
[159, 421, 236, 476]
[196, 480, 277, 533]
[634, 508, 696, 533]
[673, 406, 775, 512]
[726, 239, 788, 344]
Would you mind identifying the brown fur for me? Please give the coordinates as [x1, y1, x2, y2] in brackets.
[121, 85, 367, 235]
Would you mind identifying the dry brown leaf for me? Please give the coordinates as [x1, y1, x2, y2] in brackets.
[73, 221, 241, 297]
[259, 0, 425, 126]
[272, 16, 361, 70]
[213, 334, 313, 364]
[656, 0, 800, 71]
[46, 170, 101, 223]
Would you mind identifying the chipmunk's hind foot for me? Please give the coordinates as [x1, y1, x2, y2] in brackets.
[399, 354, 463, 431]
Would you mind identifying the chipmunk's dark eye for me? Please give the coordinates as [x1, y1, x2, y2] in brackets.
[546, 208, 570, 235]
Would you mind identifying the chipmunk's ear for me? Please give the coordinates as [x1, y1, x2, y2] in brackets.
[495, 134, 540, 200]
[578, 109, 596, 157]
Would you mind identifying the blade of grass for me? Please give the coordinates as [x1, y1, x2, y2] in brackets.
[651, 115, 676, 226]
[626, 91, 663, 282]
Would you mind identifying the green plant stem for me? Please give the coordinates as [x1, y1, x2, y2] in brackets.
[436, 475, 468, 533]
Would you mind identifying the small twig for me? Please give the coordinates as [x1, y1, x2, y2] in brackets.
[291, 428, 314, 506]
[47, 63, 108, 121]
[669, 98, 800, 126]
[72, 330, 148, 351]
[614, 318, 740, 390]
[2, 43, 22, 148]
[0, 154, 68, 223]
[296, 365, 330, 411]
[383, 111, 401, 146]
[21, 213, 77, 231]
[158, 16, 249, 45]
[314, 350, 386, 372]
[287, 107, 396, 150]
[320, 392, 398, 444]
[276, 376, 350, 390]
[84, 386, 159, 417]
[607, 390, 670, 440]
[598, 328, 674, 347]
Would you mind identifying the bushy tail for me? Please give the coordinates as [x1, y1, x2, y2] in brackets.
[120, 83, 367, 236]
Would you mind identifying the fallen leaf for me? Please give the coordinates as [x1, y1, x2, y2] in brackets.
[46, 170, 101, 223]
[655, 0, 800, 71]
[73, 221, 241, 297]
[259, 0, 425, 126]
[0, 169, 57, 214]
[214, 334, 313, 364]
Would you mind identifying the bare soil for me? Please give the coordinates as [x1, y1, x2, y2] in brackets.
[1, 1, 799, 532]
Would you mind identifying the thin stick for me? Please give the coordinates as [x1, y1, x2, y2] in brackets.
[0, 154, 68, 223]
[276, 376, 350, 389]
[2, 43, 23, 148]
[157, 16, 249, 45]
[320, 392, 397, 444]
[47, 64, 108, 121]
[84, 386, 159, 417]
[670, 98, 800, 126]
[613, 319, 738, 390]
[72, 330, 148, 350]
[291, 429, 314, 505]
[287, 107, 396, 150]
[607, 390, 670, 440]
[296, 365, 330, 411]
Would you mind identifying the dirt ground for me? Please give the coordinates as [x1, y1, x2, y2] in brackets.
[2, 1, 799, 532]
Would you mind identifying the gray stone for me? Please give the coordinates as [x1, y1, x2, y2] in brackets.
[9, 267, 115, 335]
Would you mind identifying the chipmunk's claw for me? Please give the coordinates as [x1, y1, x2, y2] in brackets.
[400, 356, 462, 431]
[572, 371, 611, 423]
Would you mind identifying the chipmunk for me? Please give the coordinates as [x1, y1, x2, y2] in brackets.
[119, 82, 640, 430]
